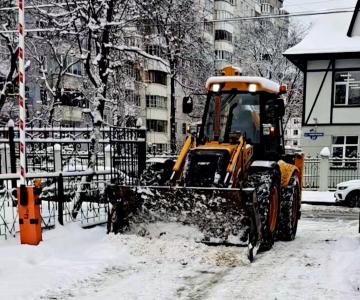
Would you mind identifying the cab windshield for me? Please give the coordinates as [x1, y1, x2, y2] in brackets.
[203, 93, 260, 144]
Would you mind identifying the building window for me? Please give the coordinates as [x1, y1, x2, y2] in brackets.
[293, 118, 300, 125]
[293, 129, 299, 136]
[215, 50, 232, 61]
[146, 95, 167, 109]
[332, 136, 358, 167]
[147, 70, 167, 85]
[215, 10, 233, 20]
[59, 90, 86, 108]
[293, 140, 298, 146]
[215, 30, 233, 42]
[123, 62, 141, 81]
[64, 56, 83, 76]
[334, 71, 360, 106]
[148, 143, 168, 154]
[204, 20, 213, 34]
[146, 119, 168, 133]
[125, 90, 140, 106]
[145, 44, 166, 59]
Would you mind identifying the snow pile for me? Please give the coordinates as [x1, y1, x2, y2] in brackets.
[285, 12, 360, 55]
[125, 222, 249, 268]
[302, 191, 335, 203]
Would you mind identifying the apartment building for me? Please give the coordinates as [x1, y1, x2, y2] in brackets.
[15, 0, 286, 154]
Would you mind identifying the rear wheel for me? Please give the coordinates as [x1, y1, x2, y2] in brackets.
[246, 169, 280, 251]
[345, 190, 360, 207]
[277, 175, 300, 241]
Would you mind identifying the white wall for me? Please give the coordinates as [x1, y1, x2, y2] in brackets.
[305, 70, 332, 124]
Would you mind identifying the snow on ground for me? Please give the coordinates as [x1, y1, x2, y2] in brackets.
[0, 195, 359, 300]
[303, 190, 335, 203]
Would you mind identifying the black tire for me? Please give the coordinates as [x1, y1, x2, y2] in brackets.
[277, 175, 300, 241]
[345, 190, 360, 208]
[246, 169, 281, 251]
[107, 202, 129, 234]
[140, 160, 175, 186]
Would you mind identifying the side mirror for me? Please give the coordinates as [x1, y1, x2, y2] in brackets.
[276, 98, 285, 117]
[182, 96, 193, 114]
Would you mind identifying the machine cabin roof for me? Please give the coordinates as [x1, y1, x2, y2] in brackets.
[206, 76, 281, 95]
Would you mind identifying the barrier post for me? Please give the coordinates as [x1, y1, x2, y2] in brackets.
[18, 186, 42, 245]
[17, 0, 42, 245]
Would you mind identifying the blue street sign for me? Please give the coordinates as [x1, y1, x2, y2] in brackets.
[304, 132, 324, 140]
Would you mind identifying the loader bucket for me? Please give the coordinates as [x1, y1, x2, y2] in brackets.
[106, 185, 262, 253]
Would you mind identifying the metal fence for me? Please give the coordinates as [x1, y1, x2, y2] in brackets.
[328, 158, 360, 189]
[303, 158, 320, 190]
[0, 123, 146, 239]
[304, 157, 360, 190]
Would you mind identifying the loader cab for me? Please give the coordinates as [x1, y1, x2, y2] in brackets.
[201, 69, 286, 160]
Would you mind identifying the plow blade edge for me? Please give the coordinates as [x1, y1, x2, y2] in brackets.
[107, 185, 262, 252]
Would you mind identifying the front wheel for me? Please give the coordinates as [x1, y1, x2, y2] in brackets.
[246, 169, 281, 251]
[277, 175, 301, 241]
[345, 190, 360, 207]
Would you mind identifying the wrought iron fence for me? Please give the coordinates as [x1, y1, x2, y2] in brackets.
[0, 123, 146, 239]
[303, 158, 320, 190]
[0, 124, 146, 182]
[303, 157, 360, 190]
[328, 158, 360, 189]
[0, 172, 111, 239]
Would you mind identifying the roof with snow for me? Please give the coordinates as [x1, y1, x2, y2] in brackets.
[206, 76, 281, 94]
[284, 1, 360, 70]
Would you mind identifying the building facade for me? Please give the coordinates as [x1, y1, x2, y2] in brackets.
[18, 0, 285, 154]
[284, 117, 302, 148]
[284, 1, 360, 160]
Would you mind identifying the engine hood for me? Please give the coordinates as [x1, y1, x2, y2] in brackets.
[337, 180, 360, 187]
[195, 141, 238, 156]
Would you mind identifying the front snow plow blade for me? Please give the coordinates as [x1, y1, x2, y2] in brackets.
[106, 185, 262, 261]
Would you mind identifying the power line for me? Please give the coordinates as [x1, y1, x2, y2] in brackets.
[0, 7, 355, 34]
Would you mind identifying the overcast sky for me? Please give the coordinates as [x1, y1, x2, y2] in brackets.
[283, 0, 357, 13]
[283, 0, 357, 26]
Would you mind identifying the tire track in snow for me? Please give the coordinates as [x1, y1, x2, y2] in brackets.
[176, 269, 230, 300]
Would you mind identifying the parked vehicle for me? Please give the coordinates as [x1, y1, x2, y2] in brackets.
[335, 180, 360, 207]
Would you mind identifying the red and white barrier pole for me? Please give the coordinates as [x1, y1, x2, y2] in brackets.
[17, 1, 42, 245]
[18, 0, 26, 190]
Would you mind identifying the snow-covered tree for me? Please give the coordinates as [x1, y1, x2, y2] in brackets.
[0, 0, 19, 120]
[135, 0, 214, 152]
[234, 19, 307, 128]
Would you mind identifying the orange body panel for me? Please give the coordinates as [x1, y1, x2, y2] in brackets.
[18, 187, 42, 245]
[278, 160, 298, 188]
[196, 141, 237, 155]
[294, 154, 305, 189]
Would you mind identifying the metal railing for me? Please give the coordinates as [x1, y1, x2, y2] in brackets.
[304, 156, 360, 190]
[304, 158, 320, 190]
[329, 158, 360, 189]
[0, 123, 146, 239]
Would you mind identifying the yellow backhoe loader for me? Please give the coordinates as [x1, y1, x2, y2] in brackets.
[107, 66, 304, 261]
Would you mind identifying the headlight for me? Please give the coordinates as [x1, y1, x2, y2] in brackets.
[338, 186, 347, 190]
